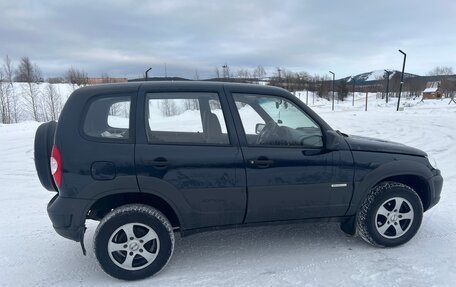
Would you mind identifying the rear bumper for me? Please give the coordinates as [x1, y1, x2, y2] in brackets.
[427, 170, 443, 210]
[47, 194, 91, 242]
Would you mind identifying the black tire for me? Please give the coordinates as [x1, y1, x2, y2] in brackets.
[34, 121, 57, 191]
[356, 181, 423, 247]
[94, 204, 175, 280]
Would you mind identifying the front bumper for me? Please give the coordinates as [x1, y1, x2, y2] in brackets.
[427, 169, 443, 210]
[47, 194, 92, 242]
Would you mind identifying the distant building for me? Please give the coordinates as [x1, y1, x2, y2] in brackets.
[87, 77, 128, 85]
[422, 81, 443, 99]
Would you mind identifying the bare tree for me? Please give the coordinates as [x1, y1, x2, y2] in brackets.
[43, 83, 61, 121]
[237, 69, 251, 79]
[214, 66, 220, 78]
[0, 56, 14, 123]
[101, 72, 114, 83]
[427, 66, 454, 76]
[184, 99, 199, 111]
[314, 75, 331, 100]
[65, 67, 88, 87]
[3, 56, 19, 123]
[16, 57, 42, 121]
[0, 70, 8, 123]
[160, 99, 177, 117]
[47, 77, 65, 84]
[253, 65, 266, 79]
[337, 79, 349, 101]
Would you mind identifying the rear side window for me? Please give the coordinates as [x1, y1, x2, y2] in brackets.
[83, 96, 131, 140]
[146, 92, 229, 145]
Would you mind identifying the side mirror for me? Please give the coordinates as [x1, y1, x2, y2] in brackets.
[325, 130, 342, 150]
[255, 123, 265, 134]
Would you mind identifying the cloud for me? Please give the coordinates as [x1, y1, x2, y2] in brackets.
[1, 0, 455, 79]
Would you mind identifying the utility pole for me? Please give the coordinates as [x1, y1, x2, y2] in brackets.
[276, 68, 282, 88]
[352, 78, 355, 106]
[384, 69, 392, 103]
[329, 71, 335, 111]
[313, 83, 315, 105]
[397, 50, 407, 111]
[145, 67, 152, 80]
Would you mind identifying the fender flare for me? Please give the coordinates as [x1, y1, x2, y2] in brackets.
[346, 159, 433, 215]
[81, 186, 186, 230]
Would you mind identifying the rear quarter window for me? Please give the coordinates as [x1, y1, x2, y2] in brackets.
[83, 96, 131, 140]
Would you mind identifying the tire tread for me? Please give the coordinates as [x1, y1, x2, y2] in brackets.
[94, 204, 175, 280]
[356, 181, 420, 247]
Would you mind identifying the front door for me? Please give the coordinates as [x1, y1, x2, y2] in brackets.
[135, 89, 246, 230]
[227, 91, 353, 223]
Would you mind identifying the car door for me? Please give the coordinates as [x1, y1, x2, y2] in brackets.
[135, 86, 246, 230]
[225, 89, 354, 223]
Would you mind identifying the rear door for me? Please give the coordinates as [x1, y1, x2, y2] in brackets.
[135, 85, 246, 230]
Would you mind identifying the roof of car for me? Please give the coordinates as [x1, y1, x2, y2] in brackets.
[74, 81, 289, 94]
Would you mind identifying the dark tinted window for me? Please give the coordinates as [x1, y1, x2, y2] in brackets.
[146, 92, 229, 145]
[83, 96, 130, 140]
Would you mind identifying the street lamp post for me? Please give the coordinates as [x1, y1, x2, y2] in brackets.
[384, 69, 392, 104]
[145, 67, 152, 80]
[329, 71, 335, 111]
[397, 50, 407, 111]
[276, 68, 282, 88]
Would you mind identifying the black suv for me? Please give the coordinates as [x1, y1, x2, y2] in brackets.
[34, 82, 443, 280]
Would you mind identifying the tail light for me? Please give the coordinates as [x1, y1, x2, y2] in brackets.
[50, 146, 62, 188]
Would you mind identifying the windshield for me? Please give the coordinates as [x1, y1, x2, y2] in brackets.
[257, 97, 319, 129]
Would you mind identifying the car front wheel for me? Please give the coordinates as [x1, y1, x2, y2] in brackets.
[357, 182, 423, 247]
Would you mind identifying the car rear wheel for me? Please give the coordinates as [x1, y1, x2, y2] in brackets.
[94, 204, 174, 280]
[356, 182, 423, 247]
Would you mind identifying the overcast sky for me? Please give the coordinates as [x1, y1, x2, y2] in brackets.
[1, 0, 455, 79]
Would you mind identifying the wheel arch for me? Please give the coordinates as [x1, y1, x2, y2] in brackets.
[340, 174, 430, 235]
[88, 192, 181, 229]
[379, 175, 431, 211]
[347, 159, 434, 215]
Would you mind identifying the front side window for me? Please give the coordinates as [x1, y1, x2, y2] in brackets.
[146, 92, 229, 145]
[233, 93, 323, 147]
[83, 96, 131, 140]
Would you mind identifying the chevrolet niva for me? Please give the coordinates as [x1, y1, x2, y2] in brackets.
[34, 82, 443, 280]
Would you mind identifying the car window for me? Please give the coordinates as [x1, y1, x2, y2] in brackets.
[235, 101, 265, 134]
[233, 93, 323, 148]
[83, 96, 131, 140]
[146, 92, 229, 145]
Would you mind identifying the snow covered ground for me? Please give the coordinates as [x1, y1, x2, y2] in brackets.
[0, 93, 455, 286]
